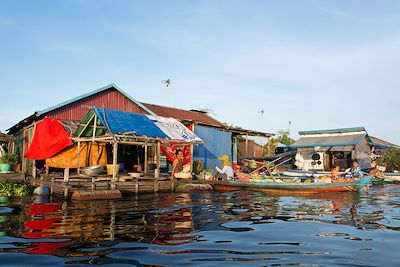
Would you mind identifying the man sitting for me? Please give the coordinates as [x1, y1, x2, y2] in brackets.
[214, 154, 234, 180]
[171, 150, 192, 180]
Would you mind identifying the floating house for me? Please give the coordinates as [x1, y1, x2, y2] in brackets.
[290, 127, 399, 170]
[7, 83, 272, 178]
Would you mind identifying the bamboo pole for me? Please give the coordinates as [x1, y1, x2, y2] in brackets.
[245, 133, 249, 158]
[190, 123, 195, 172]
[77, 113, 96, 138]
[92, 114, 97, 142]
[77, 141, 81, 174]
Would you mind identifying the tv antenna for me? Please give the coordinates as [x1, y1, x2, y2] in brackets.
[162, 79, 171, 87]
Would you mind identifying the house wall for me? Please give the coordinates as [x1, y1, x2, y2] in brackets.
[193, 125, 233, 169]
[47, 89, 147, 121]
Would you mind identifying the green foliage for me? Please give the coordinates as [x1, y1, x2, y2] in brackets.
[0, 181, 32, 197]
[379, 148, 400, 172]
[0, 153, 18, 164]
[276, 129, 295, 146]
[263, 129, 295, 155]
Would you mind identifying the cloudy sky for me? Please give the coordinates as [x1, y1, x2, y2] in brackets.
[0, 0, 399, 143]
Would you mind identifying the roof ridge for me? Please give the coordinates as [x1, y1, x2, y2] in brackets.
[141, 102, 217, 118]
[38, 83, 156, 116]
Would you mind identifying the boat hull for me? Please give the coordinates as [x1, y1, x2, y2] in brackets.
[212, 176, 372, 195]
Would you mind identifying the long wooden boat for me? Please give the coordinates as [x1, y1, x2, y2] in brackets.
[211, 176, 372, 195]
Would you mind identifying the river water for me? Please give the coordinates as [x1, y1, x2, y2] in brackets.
[0, 185, 399, 266]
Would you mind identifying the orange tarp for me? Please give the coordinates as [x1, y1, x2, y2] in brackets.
[45, 142, 107, 168]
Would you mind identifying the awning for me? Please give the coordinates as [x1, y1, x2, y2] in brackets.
[290, 134, 366, 148]
[76, 107, 203, 144]
[330, 145, 354, 152]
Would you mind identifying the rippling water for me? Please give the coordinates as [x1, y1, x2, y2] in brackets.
[0, 185, 400, 266]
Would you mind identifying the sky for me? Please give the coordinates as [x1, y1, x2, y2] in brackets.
[0, 0, 399, 144]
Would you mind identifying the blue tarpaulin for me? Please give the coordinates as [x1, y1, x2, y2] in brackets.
[193, 125, 232, 169]
[94, 107, 168, 138]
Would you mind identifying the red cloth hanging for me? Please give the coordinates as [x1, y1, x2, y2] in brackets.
[161, 145, 191, 165]
[25, 118, 73, 160]
[160, 124, 193, 165]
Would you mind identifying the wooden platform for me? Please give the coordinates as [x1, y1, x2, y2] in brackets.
[31, 173, 175, 199]
[0, 172, 26, 182]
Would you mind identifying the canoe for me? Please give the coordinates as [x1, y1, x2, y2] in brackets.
[211, 176, 372, 195]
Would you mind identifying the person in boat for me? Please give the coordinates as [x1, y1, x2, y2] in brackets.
[349, 159, 364, 179]
[330, 165, 341, 180]
[214, 154, 234, 180]
[171, 149, 192, 180]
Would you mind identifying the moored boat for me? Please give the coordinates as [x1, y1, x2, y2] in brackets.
[211, 176, 372, 195]
[372, 172, 400, 185]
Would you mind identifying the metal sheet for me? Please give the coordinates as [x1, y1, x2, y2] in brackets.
[330, 145, 354, 152]
[291, 134, 366, 148]
[193, 125, 232, 169]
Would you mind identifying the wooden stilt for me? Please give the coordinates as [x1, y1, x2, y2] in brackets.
[32, 160, 37, 179]
[156, 142, 160, 179]
[144, 144, 148, 174]
[111, 141, 118, 189]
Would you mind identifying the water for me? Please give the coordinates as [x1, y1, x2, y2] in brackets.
[0, 185, 400, 266]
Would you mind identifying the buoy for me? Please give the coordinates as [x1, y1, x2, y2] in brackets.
[33, 186, 50, 196]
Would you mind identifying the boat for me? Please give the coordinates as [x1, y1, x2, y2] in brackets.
[211, 175, 372, 195]
[372, 172, 400, 185]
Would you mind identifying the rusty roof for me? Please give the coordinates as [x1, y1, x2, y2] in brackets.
[142, 103, 224, 127]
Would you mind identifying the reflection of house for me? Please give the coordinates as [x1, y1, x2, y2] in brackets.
[8, 83, 272, 174]
[291, 127, 398, 170]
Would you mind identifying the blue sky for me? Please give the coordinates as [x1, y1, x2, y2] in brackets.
[1, 0, 399, 143]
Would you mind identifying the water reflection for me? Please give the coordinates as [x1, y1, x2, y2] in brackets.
[0, 186, 399, 266]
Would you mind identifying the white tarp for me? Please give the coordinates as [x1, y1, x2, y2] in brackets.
[146, 115, 203, 143]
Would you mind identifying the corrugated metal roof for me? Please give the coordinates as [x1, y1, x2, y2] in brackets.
[142, 103, 224, 127]
[369, 136, 400, 149]
[38, 83, 155, 116]
[290, 133, 367, 148]
[298, 127, 366, 136]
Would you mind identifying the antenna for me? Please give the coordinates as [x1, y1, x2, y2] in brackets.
[161, 79, 171, 87]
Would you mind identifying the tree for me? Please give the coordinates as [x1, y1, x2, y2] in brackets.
[263, 129, 295, 156]
[276, 129, 295, 146]
[378, 148, 400, 172]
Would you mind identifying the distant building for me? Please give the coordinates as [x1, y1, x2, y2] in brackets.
[290, 127, 399, 170]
